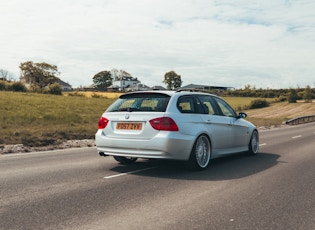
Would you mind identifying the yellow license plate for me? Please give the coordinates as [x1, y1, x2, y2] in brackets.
[116, 122, 142, 130]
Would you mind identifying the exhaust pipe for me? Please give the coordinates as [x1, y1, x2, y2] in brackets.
[99, 152, 107, 157]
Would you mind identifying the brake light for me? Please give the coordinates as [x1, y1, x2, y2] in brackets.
[149, 117, 179, 131]
[98, 117, 109, 129]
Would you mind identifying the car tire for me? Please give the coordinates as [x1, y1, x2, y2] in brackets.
[248, 130, 259, 155]
[186, 134, 211, 170]
[113, 156, 138, 164]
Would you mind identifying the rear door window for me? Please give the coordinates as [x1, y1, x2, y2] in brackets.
[177, 95, 205, 114]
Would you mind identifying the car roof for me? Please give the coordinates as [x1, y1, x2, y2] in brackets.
[119, 90, 218, 98]
[120, 90, 175, 97]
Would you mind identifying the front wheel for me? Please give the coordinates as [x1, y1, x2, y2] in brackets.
[248, 130, 259, 155]
[185, 135, 211, 170]
[113, 156, 138, 164]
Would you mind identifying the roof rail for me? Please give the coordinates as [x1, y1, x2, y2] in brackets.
[176, 88, 210, 93]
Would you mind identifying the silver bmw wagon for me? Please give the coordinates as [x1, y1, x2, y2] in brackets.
[95, 90, 259, 170]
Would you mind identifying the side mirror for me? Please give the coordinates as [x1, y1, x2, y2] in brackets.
[238, 112, 247, 119]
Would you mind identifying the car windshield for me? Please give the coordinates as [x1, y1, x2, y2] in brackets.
[106, 93, 171, 112]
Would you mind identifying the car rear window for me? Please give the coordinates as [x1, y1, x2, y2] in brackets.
[106, 93, 171, 112]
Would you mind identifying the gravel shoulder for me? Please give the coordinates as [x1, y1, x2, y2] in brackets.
[0, 139, 95, 154]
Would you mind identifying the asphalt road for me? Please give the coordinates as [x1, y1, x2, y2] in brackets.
[1, 123, 315, 230]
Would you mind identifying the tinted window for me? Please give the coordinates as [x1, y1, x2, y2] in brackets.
[196, 95, 217, 115]
[177, 96, 205, 114]
[107, 93, 170, 112]
[214, 97, 236, 117]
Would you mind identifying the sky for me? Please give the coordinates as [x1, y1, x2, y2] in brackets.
[1, 0, 315, 89]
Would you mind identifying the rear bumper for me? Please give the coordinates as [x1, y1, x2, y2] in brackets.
[95, 130, 194, 160]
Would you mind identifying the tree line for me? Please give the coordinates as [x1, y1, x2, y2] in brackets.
[92, 69, 182, 90]
[0, 61, 183, 93]
[1, 61, 63, 95]
[1, 61, 314, 103]
[224, 84, 315, 103]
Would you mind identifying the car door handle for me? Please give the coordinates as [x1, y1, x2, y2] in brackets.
[206, 120, 212, 124]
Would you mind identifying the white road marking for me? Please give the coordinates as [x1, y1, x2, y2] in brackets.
[259, 143, 267, 146]
[292, 135, 302, 139]
[104, 167, 157, 179]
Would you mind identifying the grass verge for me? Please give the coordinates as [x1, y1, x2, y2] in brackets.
[0, 91, 115, 146]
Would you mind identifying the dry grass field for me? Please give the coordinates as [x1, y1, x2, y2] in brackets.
[65, 91, 122, 99]
[246, 101, 315, 118]
[244, 101, 315, 127]
[0, 91, 115, 146]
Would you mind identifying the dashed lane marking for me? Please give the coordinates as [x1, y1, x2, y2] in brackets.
[104, 167, 157, 179]
[292, 135, 302, 139]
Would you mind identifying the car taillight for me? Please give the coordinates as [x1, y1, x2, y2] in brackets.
[149, 117, 179, 131]
[98, 117, 109, 129]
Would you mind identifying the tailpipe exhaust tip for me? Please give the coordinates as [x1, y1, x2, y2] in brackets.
[99, 152, 107, 157]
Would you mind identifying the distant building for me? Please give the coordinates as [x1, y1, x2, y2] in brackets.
[126, 83, 151, 92]
[179, 84, 234, 91]
[110, 76, 141, 91]
[20, 76, 72, 91]
[57, 79, 72, 91]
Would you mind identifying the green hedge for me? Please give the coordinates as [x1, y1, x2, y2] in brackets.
[249, 99, 269, 109]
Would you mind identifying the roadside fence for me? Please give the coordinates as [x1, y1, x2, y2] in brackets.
[284, 115, 315, 125]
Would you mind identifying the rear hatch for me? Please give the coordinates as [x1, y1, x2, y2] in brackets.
[102, 112, 163, 139]
[100, 92, 172, 139]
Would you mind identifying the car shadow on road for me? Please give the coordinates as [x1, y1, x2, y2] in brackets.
[109, 152, 281, 181]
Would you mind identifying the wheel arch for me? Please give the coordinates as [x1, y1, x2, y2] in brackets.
[250, 128, 259, 143]
[185, 132, 212, 170]
[191, 132, 212, 155]
[248, 129, 259, 155]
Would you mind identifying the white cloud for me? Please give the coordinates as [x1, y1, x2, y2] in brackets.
[1, 0, 315, 88]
